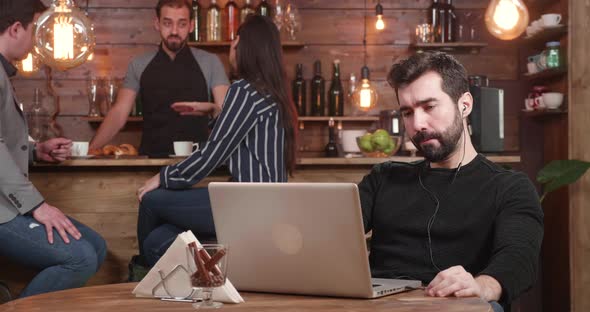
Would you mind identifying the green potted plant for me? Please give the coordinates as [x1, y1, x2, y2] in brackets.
[537, 160, 590, 202]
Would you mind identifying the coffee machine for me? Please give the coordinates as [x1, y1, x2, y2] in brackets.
[468, 76, 504, 152]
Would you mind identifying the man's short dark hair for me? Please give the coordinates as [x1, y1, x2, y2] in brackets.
[156, 0, 194, 20]
[387, 52, 469, 105]
[0, 0, 46, 34]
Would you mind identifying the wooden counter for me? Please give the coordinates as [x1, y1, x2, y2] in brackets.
[34, 155, 521, 167]
[2, 283, 491, 312]
[1, 155, 520, 296]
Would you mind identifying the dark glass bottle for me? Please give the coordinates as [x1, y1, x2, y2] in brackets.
[328, 60, 344, 116]
[325, 118, 338, 157]
[444, 0, 456, 42]
[256, 0, 271, 17]
[190, 0, 201, 42]
[292, 64, 307, 116]
[240, 0, 255, 24]
[225, 0, 239, 41]
[310, 60, 325, 116]
[428, 0, 441, 42]
[438, 0, 447, 42]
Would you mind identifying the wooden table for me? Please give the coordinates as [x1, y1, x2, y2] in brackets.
[1, 283, 491, 312]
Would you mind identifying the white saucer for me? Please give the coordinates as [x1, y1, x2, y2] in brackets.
[169, 154, 189, 158]
[69, 155, 95, 159]
[542, 24, 564, 29]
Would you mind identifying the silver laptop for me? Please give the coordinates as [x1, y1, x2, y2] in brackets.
[208, 182, 421, 298]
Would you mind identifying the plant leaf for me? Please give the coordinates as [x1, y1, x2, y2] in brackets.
[537, 160, 590, 194]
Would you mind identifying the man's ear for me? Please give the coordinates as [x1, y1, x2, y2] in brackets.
[459, 92, 474, 117]
[6, 21, 23, 39]
[153, 17, 160, 32]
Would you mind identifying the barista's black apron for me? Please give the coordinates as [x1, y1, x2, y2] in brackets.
[139, 44, 209, 157]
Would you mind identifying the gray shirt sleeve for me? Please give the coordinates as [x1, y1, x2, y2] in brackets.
[191, 48, 229, 99]
[122, 51, 158, 92]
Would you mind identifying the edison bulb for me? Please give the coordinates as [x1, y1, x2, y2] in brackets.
[34, 0, 95, 71]
[376, 15, 385, 30]
[16, 53, 40, 76]
[353, 66, 378, 111]
[485, 0, 529, 40]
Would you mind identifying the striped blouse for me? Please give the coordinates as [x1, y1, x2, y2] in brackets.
[160, 79, 287, 189]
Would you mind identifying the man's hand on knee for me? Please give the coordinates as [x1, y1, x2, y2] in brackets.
[32, 203, 82, 244]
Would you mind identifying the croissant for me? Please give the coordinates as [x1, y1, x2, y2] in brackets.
[117, 144, 138, 156]
[102, 144, 120, 156]
[88, 148, 103, 156]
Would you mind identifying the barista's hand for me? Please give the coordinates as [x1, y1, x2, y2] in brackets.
[138, 173, 161, 202]
[36, 138, 72, 162]
[32, 202, 82, 244]
[171, 101, 219, 117]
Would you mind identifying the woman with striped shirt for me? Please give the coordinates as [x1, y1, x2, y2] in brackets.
[132, 15, 297, 270]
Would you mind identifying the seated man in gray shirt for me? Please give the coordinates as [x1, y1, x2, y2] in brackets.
[90, 0, 229, 157]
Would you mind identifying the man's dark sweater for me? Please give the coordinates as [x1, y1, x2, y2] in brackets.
[358, 154, 543, 304]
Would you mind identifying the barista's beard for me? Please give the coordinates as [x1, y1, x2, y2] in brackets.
[163, 35, 187, 52]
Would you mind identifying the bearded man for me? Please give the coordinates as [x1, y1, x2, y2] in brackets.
[89, 0, 229, 158]
[358, 52, 543, 312]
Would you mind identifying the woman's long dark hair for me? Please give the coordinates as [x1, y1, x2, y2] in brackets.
[235, 15, 298, 176]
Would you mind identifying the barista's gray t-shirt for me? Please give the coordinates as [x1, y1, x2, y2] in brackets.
[122, 47, 228, 100]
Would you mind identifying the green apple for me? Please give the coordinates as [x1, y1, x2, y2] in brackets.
[358, 133, 374, 152]
[371, 129, 391, 151]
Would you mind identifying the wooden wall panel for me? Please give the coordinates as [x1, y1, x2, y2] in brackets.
[569, 0, 590, 311]
[18, 1, 520, 152]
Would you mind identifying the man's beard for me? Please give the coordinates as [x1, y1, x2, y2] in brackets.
[411, 112, 464, 163]
[163, 35, 186, 52]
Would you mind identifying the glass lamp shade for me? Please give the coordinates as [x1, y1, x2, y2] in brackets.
[485, 0, 529, 40]
[16, 53, 41, 76]
[353, 66, 378, 111]
[34, 0, 95, 71]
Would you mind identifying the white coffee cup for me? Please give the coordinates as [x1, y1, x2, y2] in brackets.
[173, 141, 199, 156]
[541, 13, 562, 27]
[527, 62, 538, 74]
[71, 141, 89, 157]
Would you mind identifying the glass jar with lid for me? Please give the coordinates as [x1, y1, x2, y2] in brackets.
[545, 41, 561, 69]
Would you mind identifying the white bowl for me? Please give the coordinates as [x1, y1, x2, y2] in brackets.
[542, 92, 564, 109]
[341, 130, 367, 153]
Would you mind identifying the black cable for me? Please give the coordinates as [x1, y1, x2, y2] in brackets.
[363, 0, 367, 66]
[419, 108, 467, 272]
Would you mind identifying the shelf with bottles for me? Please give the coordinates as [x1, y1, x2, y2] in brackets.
[522, 25, 567, 46]
[410, 42, 488, 54]
[523, 68, 567, 81]
[187, 41, 305, 49]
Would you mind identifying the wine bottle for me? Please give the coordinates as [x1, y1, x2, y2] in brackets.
[240, 0, 255, 24]
[428, 0, 441, 42]
[292, 64, 307, 116]
[256, 0, 271, 17]
[328, 59, 344, 116]
[438, 0, 448, 42]
[310, 60, 325, 116]
[207, 0, 221, 41]
[444, 0, 456, 42]
[225, 0, 239, 41]
[189, 0, 201, 42]
[325, 118, 338, 157]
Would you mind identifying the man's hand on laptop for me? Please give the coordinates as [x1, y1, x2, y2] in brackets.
[425, 266, 501, 302]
